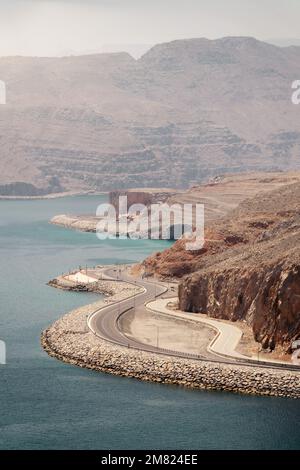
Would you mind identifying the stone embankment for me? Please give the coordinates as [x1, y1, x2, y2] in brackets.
[48, 273, 143, 300]
[41, 292, 300, 399]
[51, 215, 98, 232]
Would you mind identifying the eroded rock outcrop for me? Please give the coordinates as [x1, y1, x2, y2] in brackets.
[144, 182, 300, 353]
[141, 172, 300, 278]
[179, 249, 300, 352]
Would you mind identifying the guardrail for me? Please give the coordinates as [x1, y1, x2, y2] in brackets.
[87, 269, 300, 373]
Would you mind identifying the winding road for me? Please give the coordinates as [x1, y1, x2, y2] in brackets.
[87, 266, 300, 372]
[88, 267, 204, 359]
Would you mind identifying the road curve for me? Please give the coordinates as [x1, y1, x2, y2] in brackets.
[87, 266, 300, 372]
[88, 266, 217, 361]
[88, 268, 195, 357]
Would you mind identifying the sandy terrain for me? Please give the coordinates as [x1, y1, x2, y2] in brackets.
[167, 171, 300, 221]
[120, 308, 215, 357]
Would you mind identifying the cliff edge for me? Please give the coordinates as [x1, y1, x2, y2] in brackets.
[142, 181, 300, 354]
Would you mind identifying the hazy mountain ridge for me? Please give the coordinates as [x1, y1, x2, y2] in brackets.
[0, 37, 300, 194]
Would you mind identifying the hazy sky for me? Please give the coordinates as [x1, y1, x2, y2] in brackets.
[0, 0, 299, 57]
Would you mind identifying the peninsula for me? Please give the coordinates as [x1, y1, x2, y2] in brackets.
[42, 264, 300, 398]
[43, 172, 300, 397]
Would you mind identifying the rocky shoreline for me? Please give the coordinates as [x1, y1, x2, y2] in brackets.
[50, 214, 99, 232]
[41, 290, 300, 399]
[48, 271, 144, 299]
[0, 190, 107, 201]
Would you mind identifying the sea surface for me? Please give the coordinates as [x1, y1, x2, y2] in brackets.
[0, 196, 299, 450]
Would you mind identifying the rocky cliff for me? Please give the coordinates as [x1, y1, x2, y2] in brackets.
[180, 183, 300, 353]
[141, 171, 300, 277]
[143, 180, 300, 353]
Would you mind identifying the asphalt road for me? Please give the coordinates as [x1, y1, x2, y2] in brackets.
[88, 267, 200, 358]
[87, 266, 300, 371]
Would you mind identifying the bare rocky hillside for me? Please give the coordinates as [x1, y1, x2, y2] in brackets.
[143, 181, 300, 353]
[1, 37, 300, 194]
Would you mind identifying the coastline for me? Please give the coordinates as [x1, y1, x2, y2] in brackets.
[42, 273, 300, 399]
[0, 191, 107, 201]
[50, 214, 99, 232]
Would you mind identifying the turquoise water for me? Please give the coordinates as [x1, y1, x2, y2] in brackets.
[0, 196, 299, 450]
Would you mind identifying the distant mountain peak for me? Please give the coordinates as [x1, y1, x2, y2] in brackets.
[0, 35, 300, 193]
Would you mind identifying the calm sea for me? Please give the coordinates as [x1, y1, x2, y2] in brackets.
[0, 196, 299, 450]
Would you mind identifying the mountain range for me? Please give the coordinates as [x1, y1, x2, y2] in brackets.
[0, 36, 300, 195]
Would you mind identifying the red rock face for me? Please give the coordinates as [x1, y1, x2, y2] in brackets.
[253, 265, 300, 350]
[144, 181, 300, 352]
[179, 260, 300, 352]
